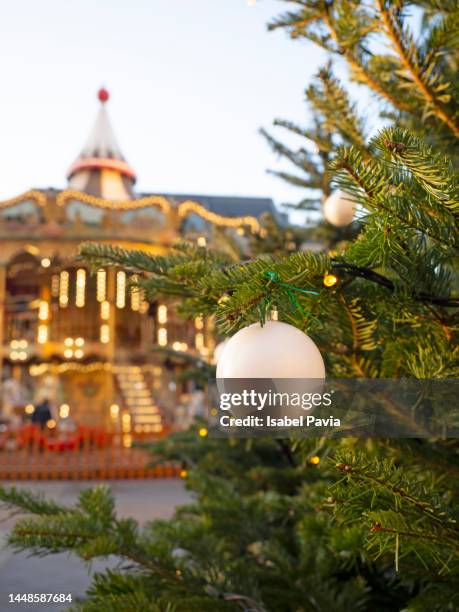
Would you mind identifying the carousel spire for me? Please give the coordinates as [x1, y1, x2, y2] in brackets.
[67, 88, 136, 200]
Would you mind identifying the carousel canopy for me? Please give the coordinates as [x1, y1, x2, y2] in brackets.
[67, 89, 136, 200]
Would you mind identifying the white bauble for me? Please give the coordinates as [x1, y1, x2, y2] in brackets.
[216, 320, 325, 379]
[323, 190, 356, 227]
[213, 339, 229, 364]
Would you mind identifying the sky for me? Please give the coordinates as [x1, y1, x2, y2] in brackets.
[0, 0, 330, 212]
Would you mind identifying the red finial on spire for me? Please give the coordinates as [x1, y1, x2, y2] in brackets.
[98, 87, 109, 103]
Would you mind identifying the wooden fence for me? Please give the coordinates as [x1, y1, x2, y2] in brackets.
[0, 426, 180, 480]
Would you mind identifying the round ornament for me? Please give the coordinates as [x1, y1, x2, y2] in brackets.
[323, 190, 356, 227]
[213, 339, 229, 364]
[98, 87, 109, 103]
[216, 320, 325, 379]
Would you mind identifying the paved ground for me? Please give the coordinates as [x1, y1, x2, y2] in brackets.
[0, 480, 191, 612]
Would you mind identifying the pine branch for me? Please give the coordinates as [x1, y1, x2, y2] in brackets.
[332, 262, 459, 307]
[375, 0, 459, 138]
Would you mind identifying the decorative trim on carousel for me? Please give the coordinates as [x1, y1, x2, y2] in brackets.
[0, 190, 47, 209]
[67, 157, 137, 181]
[56, 189, 172, 213]
[0, 189, 261, 232]
[178, 200, 260, 232]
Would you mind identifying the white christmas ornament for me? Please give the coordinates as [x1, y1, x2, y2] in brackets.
[213, 339, 229, 364]
[323, 190, 356, 227]
[216, 320, 325, 379]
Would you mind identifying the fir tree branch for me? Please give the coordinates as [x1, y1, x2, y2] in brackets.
[321, 7, 412, 114]
[335, 461, 457, 528]
[370, 523, 459, 551]
[375, 0, 459, 138]
[332, 262, 459, 307]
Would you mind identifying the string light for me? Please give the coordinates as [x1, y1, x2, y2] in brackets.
[51, 274, 59, 297]
[130, 276, 140, 311]
[310, 455, 320, 465]
[0, 189, 260, 233]
[158, 327, 167, 346]
[96, 269, 106, 302]
[100, 324, 110, 344]
[198, 427, 208, 437]
[10, 350, 28, 361]
[323, 273, 338, 287]
[30, 362, 112, 376]
[59, 271, 69, 307]
[157, 304, 167, 324]
[0, 189, 47, 210]
[116, 271, 126, 308]
[197, 236, 207, 247]
[178, 200, 259, 232]
[110, 404, 120, 419]
[194, 316, 204, 330]
[38, 300, 49, 321]
[25, 404, 35, 415]
[172, 341, 188, 351]
[56, 189, 171, 213]
[41, 257, 51, 268]
[76, 268, 86, 307]
[122, 412, 131, 433]
[59, 404, 70, 418]
[37, 324, 48, 344]
[10, 339, 27, 349]
[100, 300, 110, 320]
[123, 434, 132, 448]
[195, 332, 204, 350]
[139, 297, 149, 314]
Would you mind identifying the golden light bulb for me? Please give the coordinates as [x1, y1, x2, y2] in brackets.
[323, 274, 338, 288]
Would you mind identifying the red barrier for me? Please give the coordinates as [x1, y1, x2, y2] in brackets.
[0, 426, 179, 480]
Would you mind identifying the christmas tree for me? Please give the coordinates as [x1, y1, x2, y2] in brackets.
[1, 2, 458, 610]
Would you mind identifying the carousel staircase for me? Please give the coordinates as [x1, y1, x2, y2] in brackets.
[114, 366, 163, 434]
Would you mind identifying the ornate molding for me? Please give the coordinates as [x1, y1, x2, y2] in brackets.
[0, 190, 47, 210]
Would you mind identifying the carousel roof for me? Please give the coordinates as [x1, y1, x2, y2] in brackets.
[67, 89, 136, 200]
[0, 89, 283, 233]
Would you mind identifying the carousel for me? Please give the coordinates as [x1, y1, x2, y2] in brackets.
[0, 89, 278, 437]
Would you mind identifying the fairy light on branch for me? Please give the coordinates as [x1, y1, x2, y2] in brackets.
[323, 273, 338, 287]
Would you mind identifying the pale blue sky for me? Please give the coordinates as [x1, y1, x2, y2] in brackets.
[0, 0, 331, 211]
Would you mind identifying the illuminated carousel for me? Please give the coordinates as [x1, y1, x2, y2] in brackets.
[0, 89, 278, 435]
